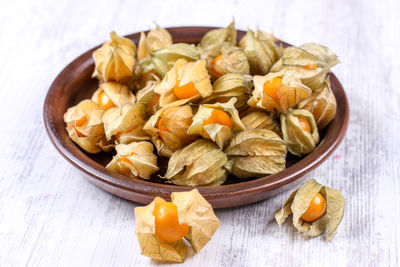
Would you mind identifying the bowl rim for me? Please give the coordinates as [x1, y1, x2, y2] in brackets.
[43, 26, 349, 205]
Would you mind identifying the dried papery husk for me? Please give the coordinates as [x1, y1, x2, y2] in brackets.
[271, 43, 339, 90]
[239, 29, 281, 75]
[164, 139, 228, 186]
[154, 59, 213, 108]
[150, 43, 201, 77]
[297, 77, 337, 130]
[136, 77, 161, 115]
[106, 141, 158, 179]
[138, 25, 173, 61]
[143, 105, 197, 158]
[275, 179, 345, 241]
[199, 20, 237, 50]
[224, 129, 287, 178]
[92, 82, 136, 108]
[92, 31, 136, 84]
[241, 110, 281, 136]
[101, 103, 149, 144]
[248, 70, 311, 114]
[64, 100, 106, 153]
[280, 109, 319, 157]
[188, 98, 246, 149]
[201, 73, 252, 110]
[135, 189, 220, 263]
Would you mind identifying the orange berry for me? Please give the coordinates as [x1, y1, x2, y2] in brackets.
[301, 193, 326, 222]
[303, 64, 317, 70]
[203, 109, 232, 129]
[98, 91, 115, 110]
[211, 55, 224, 77]
[172, 80, 199, 100]
[153, 202, 190, 242]
[296, 115, 311, 133]
[263, 77, 282, 103]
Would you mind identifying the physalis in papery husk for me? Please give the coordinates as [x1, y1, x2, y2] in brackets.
[240, 110, 281, 136]
[135, 189, 220, 263]
[92, 31, 136, 85]
[271, 43, 339, 90]
[154, 58, 213, 108]
[297, 77, 337, 130]
[224, 129, 286, 178]
[91, 82, 136, 110]
[101, 103, 149, 145]
[106, 141, 158, 179]
[202, 73, 252, 110]
[188, 98, 246, 149]
[248, 70, 311, 114]
[136, 78, 161, 115]
[137, 25, 173, 61]
[150, 43, 201, 77]
[239, 29, 281, 75]
[143, 105, 197, 158]
[280, 109, 319, 157]
[63, 100, 106, 153]
[164, 139, 228, 186]
[275, 179, 345, 241]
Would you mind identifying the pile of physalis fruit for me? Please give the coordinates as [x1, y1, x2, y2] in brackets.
[64, 21, 340, 185]
[63, 21, 346, 263]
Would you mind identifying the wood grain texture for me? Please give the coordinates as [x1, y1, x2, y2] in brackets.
[0, 0, 399, 266]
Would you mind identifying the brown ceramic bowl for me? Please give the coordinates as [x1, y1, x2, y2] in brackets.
[43, 27, 349, 208]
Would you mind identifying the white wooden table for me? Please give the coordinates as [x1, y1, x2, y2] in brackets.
[1, 0, 399, 266]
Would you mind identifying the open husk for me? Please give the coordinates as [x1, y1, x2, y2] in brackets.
[154, 58, 213, 107]
[271, 43, 339, 90]
[138, 25, 173, 61]
[248, 70, 311, 114]
[135, 189, 220, 263]
[201, 73, 252, 110]
[188, 98, 246, 148]
[224, 129, 287, 178]
[150, 43, 200, 77]
[64, 100, 106, 153]
[275, 179, 345, 241]
[92, 31, 136, 84]
[106, 141, 158, 179]
[91, 82, 136, 109]
[239, 29, 281, 75]
[143, 105, 197, 157]
[297, 77, 337, 130]
[101, 103, 149, 145]
[241, 110, 281, 136]
[164, 139, 228, 186]
[280, 109, 319, 156]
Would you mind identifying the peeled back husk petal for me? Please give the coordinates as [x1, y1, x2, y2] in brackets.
[92, 82, 136, 107]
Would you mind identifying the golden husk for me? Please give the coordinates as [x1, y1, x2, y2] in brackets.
[164, 139, 228, 186]
[150, 43, 200, 77]
[248, 70, 311, 114]
[135, 189, 220, 263]
[275, 179, 345, 241]
[92, 31, 136, 84]
[91, 82, 136, 108]
[154, 59, 213, 108]
[63, 100, 106, 153]
[106, 141, 158, 179]
[136, 77, 161, 115]
[239, 29, 281, 75]
[201, 73, 252, 110]
[241, 110, 281, 136]
[138, 25, 173, 61]
[280, 109, 319, 156]
[224, 129, 287, 178]
[297, 77, 337, 130]
[188, 98, 246, 149]
[143, 105, 197, 158]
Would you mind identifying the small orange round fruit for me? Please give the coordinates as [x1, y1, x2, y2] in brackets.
[263, 77, 282, 103]
[303, 64, 317, 70]
[296, 115, 311, 133]
[203, 109, 232, 129]
[172, 81, 199, 100]
[98, 91, 116, 110]
[211, 55, 224, 77]
[301, 193, 326, 222]
[153, 202, 190, 242]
